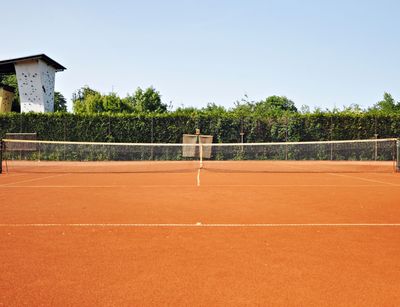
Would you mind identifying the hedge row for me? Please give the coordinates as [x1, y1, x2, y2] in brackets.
[0, 113, 399, 143]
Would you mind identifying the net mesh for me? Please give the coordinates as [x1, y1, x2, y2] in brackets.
[1, 138, 399, 173]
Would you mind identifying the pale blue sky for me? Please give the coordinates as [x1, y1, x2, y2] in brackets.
[1, 0, 399, 111]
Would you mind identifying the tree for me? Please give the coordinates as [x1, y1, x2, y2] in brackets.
[232, 94, 256, 117]
[370, 92, 400, 113]
[131, 87, 167, 113]
[232, 95, 298, 117]
[202, 103, 227, 114]
[174, 106, 199, 116]
[102, 92, 125, 113]
[72, 86, 167, 114]
[73, 89, 102, 113]
[340, 103, 364, 114]
[254, 96, 298, 115]
[300, 105, 311, 114]
[73, 87, 103, 113]
[72, 86, 99, 104]
[72, 87, 135, 114]
[54, 92, 67, 112]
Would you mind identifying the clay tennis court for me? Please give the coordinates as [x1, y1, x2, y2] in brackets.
[1, 160, 400, 306]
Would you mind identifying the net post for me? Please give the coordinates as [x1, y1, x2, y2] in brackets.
[196, 129, 203, 168]
[240, 132, 244, 152]
[199, 141, 203, 168]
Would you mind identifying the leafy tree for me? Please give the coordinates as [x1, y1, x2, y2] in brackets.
[73, 87, 103, 113]
[73, 87, 100, 113]
[54, 92, 67, 112]
[74, 91, 133, 114]
[340, 103, 364, 114]
[121, 94, 136, 112]
[131, 87, 167, 113]
[254, 96, 298, 115]
[232, 94, 256, 117]
[232, 95, 297, 117]
[370, 92, 400, 113]
[72, 86, 167, 114]
[83, 92, 104, 113]
[202, 103, 227, 114]
[72, 86, 99, 101]
[102, 92, 126, 113]
[174, 106, 199, 116]
[300, 105, 311, 114]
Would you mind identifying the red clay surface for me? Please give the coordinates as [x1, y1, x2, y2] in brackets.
[1, 161, 400, 306]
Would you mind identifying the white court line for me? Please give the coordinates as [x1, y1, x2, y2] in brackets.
[197, 169, 201, 186]
[201, 184, 400, 187]
[0, 223, 400, 227]
[204, 184, 400, 187]
[0, 185, 128, 188]
[1, 184, 399, 189]
[0, 172, 29, 178]
[328, 173, 400, 186]
[0, 173, 69, 187]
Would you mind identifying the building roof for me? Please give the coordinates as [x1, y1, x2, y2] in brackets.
[0, 54, 66, 74]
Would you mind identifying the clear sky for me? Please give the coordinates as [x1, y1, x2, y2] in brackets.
[1, 0, 399, 111]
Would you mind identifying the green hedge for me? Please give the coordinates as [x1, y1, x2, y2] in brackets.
[1, 112, 399, 143]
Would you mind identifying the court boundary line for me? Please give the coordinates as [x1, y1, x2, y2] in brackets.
[1, 223, 400, 227]
[0, 173, 69, 187]
[1, 184, 399, 188]
[0, 185, 129, 188]
[328, 173, 399, 186]
[197, 169, 201, 186]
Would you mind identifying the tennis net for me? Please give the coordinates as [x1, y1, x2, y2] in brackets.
[1, 138, 399, 173]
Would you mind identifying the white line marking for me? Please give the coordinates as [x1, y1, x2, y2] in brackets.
[0, 173, 69, 187]
[0, 223, 399, 227]
[197, 169, 201, 187]
[0, 173, 28, 178]
[199, 184, 400, 187]
[0, 184, 399, 188]
[0, 185, 128, 188]
[328, 173, 400, 186]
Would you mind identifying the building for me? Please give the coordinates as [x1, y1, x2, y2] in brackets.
[0, 54, 66, 113]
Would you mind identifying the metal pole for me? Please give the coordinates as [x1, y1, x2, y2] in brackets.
[240, 132, 244, 153]
[196, 129, 202, 168]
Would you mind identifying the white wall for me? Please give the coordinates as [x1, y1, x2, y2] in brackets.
[39, 59, 56, 112]
[15, 59, 56, 112]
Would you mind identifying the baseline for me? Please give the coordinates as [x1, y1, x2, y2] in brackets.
[328, 173, 400, 186]
[0, 173, 70, 187]
[1, 223, 400, 227]
[1, 184, 399, 188]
